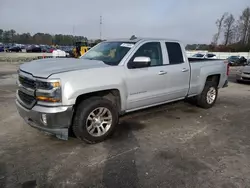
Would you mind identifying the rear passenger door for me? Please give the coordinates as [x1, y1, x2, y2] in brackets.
[163, 42, 190, 99]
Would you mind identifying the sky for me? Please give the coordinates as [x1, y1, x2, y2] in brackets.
[0, 0, 249, 44]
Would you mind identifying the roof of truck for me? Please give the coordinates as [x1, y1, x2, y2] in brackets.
[105, 37, 181, 43]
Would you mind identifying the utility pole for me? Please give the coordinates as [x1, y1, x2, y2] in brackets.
[72, 25, 75, 46]
[73, 25, 75, 36]
[100, 15, 102, 40]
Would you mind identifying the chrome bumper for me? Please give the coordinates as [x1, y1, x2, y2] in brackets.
[16, 100, 73, 140]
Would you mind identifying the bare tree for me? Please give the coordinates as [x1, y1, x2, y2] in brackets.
[238, 7, 250, 44]
[212, 13, 227, 45]
[223, 14, 235, 45]
[232, 20, 242, 43]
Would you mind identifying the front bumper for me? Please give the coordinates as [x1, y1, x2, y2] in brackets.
[236, 73, 250, 82]
[16, 100, 73, 140]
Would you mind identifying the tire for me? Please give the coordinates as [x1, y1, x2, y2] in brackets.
[196, 81, 218, 109]
[72, 97, 119, 144]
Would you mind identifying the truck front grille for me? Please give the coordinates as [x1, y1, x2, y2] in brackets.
[18, 90, 36, 107]
[19, 75, 36, 89]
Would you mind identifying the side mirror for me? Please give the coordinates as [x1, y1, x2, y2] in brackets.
[128, 56, 151, 69]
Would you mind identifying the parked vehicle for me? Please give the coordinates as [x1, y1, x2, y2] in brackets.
[7, 46, 22, 52]
[192, 53, 217, 59]
[236, 62, 250, 83]
[227, 56, 247, 66]
[0, 46, 4, 52]
[16, 38, 229, 143]
[40, 45, 53, 53]
[26, 45, 42, 53]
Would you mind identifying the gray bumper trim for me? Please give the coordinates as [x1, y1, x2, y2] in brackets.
[16, 100, 73, 140]
[222, 80, 228, 88]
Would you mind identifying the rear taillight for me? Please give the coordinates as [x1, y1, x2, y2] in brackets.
[224, 60, 229, 76]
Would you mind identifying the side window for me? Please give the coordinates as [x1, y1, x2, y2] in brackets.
[131, 42, 163, 67]
[207, 54, 215, 58]
[165, 42, 184, 64]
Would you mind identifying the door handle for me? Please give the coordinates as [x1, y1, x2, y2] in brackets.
[158, 71, 167, 75]
[182, 68, 189, 72]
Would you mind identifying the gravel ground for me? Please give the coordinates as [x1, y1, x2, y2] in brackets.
[0, 63, 250, 188]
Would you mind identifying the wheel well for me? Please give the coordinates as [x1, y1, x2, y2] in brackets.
[74, 89, 121, 112]
[206, 74, 220, 86]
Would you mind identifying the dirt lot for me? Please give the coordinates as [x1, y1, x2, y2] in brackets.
[0, 52, 52, 63]
[0, 63, 250, 188]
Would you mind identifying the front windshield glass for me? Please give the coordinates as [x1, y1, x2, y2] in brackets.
[81, 41, 135, 65]
[193, 54, 204, 57]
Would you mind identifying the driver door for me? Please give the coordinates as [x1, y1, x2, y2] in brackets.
[125, 42, 169, 111]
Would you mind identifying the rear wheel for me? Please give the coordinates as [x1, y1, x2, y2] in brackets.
[72, 97, 118, 144]
[196, 81, 218, 109]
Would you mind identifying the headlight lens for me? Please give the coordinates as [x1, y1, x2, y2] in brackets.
[36, 81, 60, 90]
[35, 80, 61, 103]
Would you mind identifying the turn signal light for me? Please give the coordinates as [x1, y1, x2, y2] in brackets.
[36, 96, 60, 102]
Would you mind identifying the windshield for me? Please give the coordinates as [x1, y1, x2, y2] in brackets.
[81, 41, 135, 65]
[192, 53, 204, 57]
[228, 56, 239, 59]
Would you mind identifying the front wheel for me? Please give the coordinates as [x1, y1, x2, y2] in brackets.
[72, 97, 118, 144]
[196, 82, 218, 109]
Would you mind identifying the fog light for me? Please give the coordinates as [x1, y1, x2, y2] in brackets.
[41, 114, 47, 125]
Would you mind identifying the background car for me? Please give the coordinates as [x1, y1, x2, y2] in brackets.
[236, 63, 250, 83]
[192, 53, 217, 59]
[26, 45, 42, 53]
[227, 56, 247, 66]
[7, 46, 22, 52]
[0, 46, 4, 52]
[40, 45, 52, 53]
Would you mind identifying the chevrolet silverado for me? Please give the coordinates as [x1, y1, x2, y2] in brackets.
[16, 38, 229, 143]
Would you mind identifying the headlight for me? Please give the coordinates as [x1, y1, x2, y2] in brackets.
[35, 80, 61, 103]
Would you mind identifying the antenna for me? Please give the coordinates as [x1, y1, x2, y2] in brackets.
[100, 15, 102, 40]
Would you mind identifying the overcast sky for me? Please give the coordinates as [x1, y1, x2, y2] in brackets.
[0, 0, 249, 44]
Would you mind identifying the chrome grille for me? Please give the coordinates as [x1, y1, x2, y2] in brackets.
[19, 75, 36, 89]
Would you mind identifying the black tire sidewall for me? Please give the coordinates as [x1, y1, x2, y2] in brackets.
[73, 97, 118, 143]
[198, 82, 218, 108]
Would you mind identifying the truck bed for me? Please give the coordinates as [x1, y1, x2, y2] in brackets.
[188, 57, 225, 63]
[188, 58, 228, 96]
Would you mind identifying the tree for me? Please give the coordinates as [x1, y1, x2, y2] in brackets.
[9, 29, 16, 43]
[0, 28, 87, 45]
[0, 29, 3, 42]
[212, 13, 227, 45]
[223, 14, 235, 45]
[238, 7, 250, 44]
[3, 30, 11, 43]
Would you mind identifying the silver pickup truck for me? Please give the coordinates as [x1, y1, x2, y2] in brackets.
[16, 38, 229, 143]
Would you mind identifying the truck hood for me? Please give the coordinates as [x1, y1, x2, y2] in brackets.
[19, 58, 109, 78]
